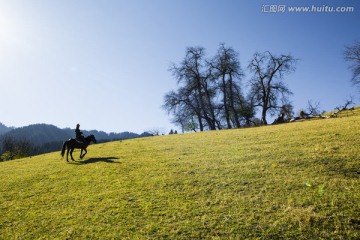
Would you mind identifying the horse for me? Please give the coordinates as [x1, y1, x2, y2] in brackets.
[61, 135, 97, 162]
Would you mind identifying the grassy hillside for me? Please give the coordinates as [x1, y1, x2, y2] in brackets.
[1, 109, 360, 239]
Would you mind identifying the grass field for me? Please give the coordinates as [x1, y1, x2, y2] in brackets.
[1, 109, 360, 239]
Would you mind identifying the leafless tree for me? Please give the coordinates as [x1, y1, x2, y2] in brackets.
[238, 93, 257, 127]
[145, 128, 165, 136]
[335, 97, 355, 111]
[344, 41, 360, 88]
[328, 97, 356, 118]
[248, 51, 297, 125]
[307, 100, 321, 116]
[163, 89, 202, 131]
[168, 47, 217, 130]
[210, 43, 244, 128]
[298, 100, 322, 119]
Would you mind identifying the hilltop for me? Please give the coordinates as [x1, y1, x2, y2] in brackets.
[0, 108, 359, 239]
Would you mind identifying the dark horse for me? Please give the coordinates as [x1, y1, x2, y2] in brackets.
[61, 135, 97, 162]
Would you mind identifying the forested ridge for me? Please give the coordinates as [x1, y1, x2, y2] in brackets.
[0, 123, 151, 161]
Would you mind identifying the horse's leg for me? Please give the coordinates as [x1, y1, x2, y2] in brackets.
[80, 149, 83, 159]
[66, 148, 69, 162]
[81, 148, 87, 159]
[70, 148, 75, 161]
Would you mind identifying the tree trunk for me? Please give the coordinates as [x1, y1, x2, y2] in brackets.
[197, 114, 204, 131]
[228, 74, 241, 128]
[222, 75, 232, 129]
[261, 107, 268, 125]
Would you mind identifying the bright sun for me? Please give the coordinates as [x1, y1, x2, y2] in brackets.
[0, 8, 17, 46]
[0, 3, 28, 49]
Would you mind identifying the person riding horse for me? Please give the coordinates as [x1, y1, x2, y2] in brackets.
[75, 124, 85, 143]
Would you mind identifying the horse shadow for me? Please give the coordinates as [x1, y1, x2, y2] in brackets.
[78, 157, 121, 164]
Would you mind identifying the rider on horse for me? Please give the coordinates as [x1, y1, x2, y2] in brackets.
[75, 124, 85, 143]
[62, 127, 96, 162]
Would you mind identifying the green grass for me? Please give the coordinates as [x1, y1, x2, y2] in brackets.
[1, 108, 360, 239]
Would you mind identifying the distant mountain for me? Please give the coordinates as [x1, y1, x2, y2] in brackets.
[0, 123, 152, 156]
[2, 124, 72, 146]
[63, 129, 147, 142]
[0, 122, 12, 135]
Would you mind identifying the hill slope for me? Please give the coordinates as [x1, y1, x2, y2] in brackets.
[1, 108, 359, 239]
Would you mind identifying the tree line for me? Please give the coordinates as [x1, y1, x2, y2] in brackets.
[0, 135, 61, 161]
[163, 43, 298, 132]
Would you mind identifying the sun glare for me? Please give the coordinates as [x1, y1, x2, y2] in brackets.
[0, 3, 30, 49]
[0, 8, 18, 47]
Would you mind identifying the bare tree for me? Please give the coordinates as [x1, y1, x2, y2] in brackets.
[210, 43, 245, 128]
[238, 94, 257, 127]
[248, 51, 297, 125]
[344, 41, 360, 88]
[145, 128, 165, 136]
[306, 100, 321, 116]
[163, 89, 202, 132]
[167, 47, 217, 131]
[335, 97, 355, 111]
[328, 97, 355, 118]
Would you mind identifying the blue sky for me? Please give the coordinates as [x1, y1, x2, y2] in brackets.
[0, 0, 359, 133]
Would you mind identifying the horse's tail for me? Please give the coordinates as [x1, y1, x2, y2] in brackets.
[61, 141, 67, 157]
